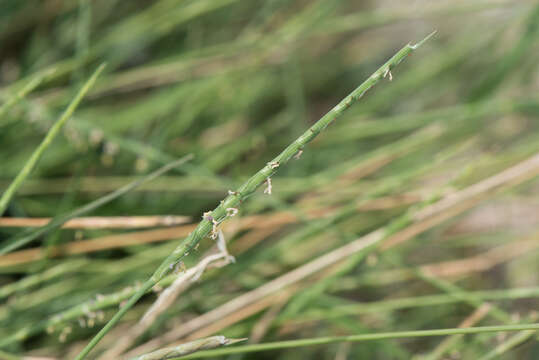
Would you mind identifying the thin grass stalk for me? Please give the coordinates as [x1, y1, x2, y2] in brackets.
[72, 33, 436, 360]
[177, 324, 539, 358]
[0, 64, 105, 216]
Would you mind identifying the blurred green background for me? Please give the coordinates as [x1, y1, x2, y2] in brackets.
[0, 0, 538, 359]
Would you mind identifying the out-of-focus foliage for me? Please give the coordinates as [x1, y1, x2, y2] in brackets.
[0, 0, 538, 359]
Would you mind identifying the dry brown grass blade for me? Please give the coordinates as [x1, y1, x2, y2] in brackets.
[0, 225, 195, 267]
[0, 216, 190, 229]
[348, 232, 539, 287]
[421, 233, 539, 278]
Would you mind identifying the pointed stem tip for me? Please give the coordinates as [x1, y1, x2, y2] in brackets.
[411, 30, 437, 49]
[226, 338, 249, 345]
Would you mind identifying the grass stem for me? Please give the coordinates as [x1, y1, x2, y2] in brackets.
[72, 33, 435, 360]
[178, 323, 539, 358]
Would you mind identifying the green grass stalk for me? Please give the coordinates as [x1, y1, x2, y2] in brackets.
[72, 33, 436, 360]
[179, 324, 539, 358]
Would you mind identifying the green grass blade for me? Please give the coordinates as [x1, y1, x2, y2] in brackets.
[0, 64, 106, 216]
[179, 324, 539, 358]
[0, 154, 193, 255]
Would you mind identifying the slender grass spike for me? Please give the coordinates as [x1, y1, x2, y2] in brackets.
[73, 32, 436, 360]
